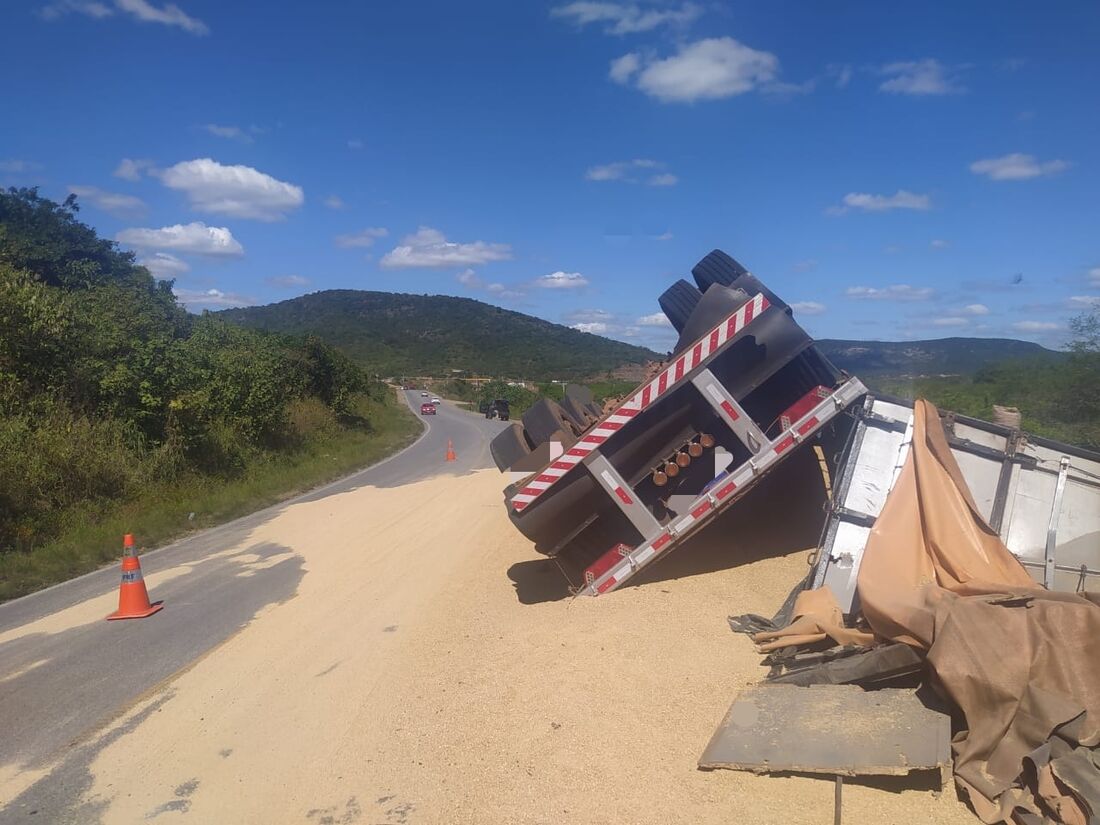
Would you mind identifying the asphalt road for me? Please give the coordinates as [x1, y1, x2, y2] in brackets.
[0, 391, 506, 817]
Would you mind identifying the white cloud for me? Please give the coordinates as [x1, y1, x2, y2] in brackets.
[117, 222, 244, 256]
[828, 190, 931, 214]
[571, 322, 610, 334]
[159, 158, 304, 221]
[379, 227, 512, 269]
[335, 227, 388, 248]
[39, 0, 114, 20]
[174, 287, 253, 309]
[969, 153, 1069, 181]
[0, 159, 39, 173]
[636, 311, 672, 326]
[930, 239, 949, 249]
[112, 157, 155, 181]
[203, 124, 253, 143]
[267, 275, 311, 288]
[792, 259, 818, 272]
[1068, 295, 1100, 310]
[846, 284, 935, 302]
[609, 53, 641, 83]
[347, 139, 364, 150]
[551, 2, 701, 35]
[790, 301, 826, 316]
[485, 283, 525, 300]
[652, 231, 674, 241]
[614, 37, 780, 103]
[114, 0, 208, 34]
[828, 63, 853, 88]
[962, 303, 990, 316]
[879, 59, 962, 95]
[456, 269, 482, 288]
[67, 185, 146, 216]
[40, 0, 207, 33]
[323, 195, 346, 210]
[566, 308, 614, 323]
[1089, 268, 1100, 287]
[930, 316, 969, 327]
[534, 271, 589, 289]
[1012, 320, 1061, 333]
[138, 252, 189, 279]
[647, 173, 678, 187]
[586, 158, 676, 185]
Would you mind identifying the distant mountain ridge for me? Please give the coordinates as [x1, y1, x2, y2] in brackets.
[219, 290, 1063, 381]
[218, 290, 661, 380]
[817, 337, 1063, 378]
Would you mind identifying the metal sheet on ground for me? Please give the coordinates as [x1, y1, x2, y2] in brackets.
[699, 684, 952, 779]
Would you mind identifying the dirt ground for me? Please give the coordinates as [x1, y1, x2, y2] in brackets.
[14, 468, 976, 824]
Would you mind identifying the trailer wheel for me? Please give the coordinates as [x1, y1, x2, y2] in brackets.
[561, 394, 597, 432]
[691, 249, 749, 292]
[671, 285, 752, 355]
[658, 279, 703, 334]
[523, 398, 581, 445]
[490, 423, 533, 471]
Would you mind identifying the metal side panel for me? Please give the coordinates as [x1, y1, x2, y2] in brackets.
[699, 684, 952, 779]
[818, 521, 873, 612]
[950, 448, 1004, 523]
[840, 424, 910, 517]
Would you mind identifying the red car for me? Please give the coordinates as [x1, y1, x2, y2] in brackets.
[420, 402, 436, 415]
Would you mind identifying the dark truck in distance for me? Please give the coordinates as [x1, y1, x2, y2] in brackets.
[481, 399, 511, 421]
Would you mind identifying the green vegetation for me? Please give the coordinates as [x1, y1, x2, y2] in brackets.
[874, 315, 1099, 449]
[219, 290, 660, 380]
[0, 188, 419, 600]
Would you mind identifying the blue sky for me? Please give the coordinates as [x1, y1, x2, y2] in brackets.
[2, 0, 1098, 352]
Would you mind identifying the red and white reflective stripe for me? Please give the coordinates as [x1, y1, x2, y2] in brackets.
[580, 378, 868, 595]
[511, 293, 770, 511]
[600, 470, 633, 505]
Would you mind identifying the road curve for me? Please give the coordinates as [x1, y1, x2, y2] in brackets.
[0, 391, 506, 814]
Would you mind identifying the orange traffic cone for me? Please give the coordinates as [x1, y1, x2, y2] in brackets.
[106, 534, 164, 621]
[445, 439, 457, 462]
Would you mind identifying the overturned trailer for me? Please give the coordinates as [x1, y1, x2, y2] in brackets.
[811, 393, 1100, 612]
[493, 248, 1100, 599]
[491, 250, 865, 594]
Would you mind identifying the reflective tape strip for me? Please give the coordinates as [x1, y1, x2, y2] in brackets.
[509, 293, 770, 511]
[601, 470, 632, 505]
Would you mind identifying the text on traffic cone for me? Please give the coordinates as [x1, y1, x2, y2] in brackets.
[106, 534, 164, 621]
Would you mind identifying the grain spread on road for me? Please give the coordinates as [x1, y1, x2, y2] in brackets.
[4, 469, 972, 824]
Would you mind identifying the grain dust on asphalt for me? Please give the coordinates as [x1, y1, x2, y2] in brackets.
[12, 469, 974, 824]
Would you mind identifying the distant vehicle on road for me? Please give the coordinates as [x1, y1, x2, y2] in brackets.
[420, 391, 429, 397]
[431, 396, 441, 405]
[481, 399, 511, 421]
[420, 402, 436, 415]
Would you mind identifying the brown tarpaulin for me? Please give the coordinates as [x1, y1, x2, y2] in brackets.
[753, 400, 1100, 823]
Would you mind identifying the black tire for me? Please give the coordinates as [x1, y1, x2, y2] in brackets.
[523, 398, 581, 445]
[564, 383, 594, 405]
[560, 394, 596, 431]
[658, 279, 702, 334]
[692, 248, 789, 314]
[691, 249, 748, 292]
[491, 423, 533, 471]
[672, 285, 752, 354]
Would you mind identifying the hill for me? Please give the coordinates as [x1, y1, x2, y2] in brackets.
[218, 290, 660, 379]
[816, 337, 1064, 378]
